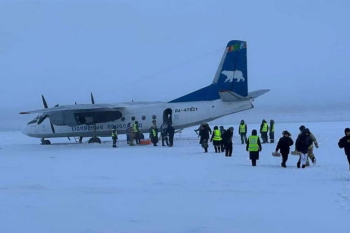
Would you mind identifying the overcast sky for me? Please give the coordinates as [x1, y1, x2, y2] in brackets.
[1, 0, 350, 126]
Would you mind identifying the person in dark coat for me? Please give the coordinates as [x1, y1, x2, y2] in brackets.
[338, 127, 350, 170]
[222, 127, 233, 157]
[275, 130, 294, 168]
[246, 129, 262, 166]
[160, 123, 169, 146]
[167, 123, 175, 147]
[199, 123, 212, 145]
[220, 126, 226, 152]
[269, 120, 275, 143]
[126, 124, 134, 146]
[295, 128, 313, 168]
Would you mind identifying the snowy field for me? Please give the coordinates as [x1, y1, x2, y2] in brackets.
[1, 121, 350, 233]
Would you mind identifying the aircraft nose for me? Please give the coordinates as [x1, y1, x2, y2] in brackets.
[21, 125, 28, 135]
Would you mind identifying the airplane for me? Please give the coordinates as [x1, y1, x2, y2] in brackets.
[20, 40, 269, 145]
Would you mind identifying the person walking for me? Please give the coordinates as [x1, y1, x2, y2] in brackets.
[199, 123, 211, 152]
[297, 125, 318, 166]
[275, 130, 294, 168]
[167, 123, 175, 147]
[111, 127, 118, 148]
[260, 119, 269, 143]
[220, 126, 226, 152]
[295, 128, 313, 168]
[126, 124, 134, 146]
[210, 126, 222, 153]
[308, 128, 319, 164]
[160, 123, 169, 146]
[338, 127, 350, 170]
[239, 120, 247, 144]
[246, 129, 262, 166]
[269, 120, 275, 143]
[222, 127, 234, 157]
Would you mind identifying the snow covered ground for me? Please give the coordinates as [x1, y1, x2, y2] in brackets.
[1, 121, 350, 233]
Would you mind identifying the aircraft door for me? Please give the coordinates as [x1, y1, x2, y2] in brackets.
[163, 108, 172, 125]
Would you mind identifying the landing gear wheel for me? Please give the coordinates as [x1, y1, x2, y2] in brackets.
[88, 137, 101, 144]
[41, 139, 51, 145]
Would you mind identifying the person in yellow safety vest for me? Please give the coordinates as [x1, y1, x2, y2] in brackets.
[239, 120, 247, 144]
[111, 127, 118, 148]
[149, 124, 159, 146]
[133, 121, 141, 144]
[246, 129, 262, 166]
[269, 119, 275, 143]
[210, 126, 222, 153]
[260, 119, 269, 143]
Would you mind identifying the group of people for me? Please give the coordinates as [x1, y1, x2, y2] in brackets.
[275, 125, 350, 171]
[126, 121, 143, 146]
[112, 119, 350, 171]
[238, 119, 275, 144]
[111, 120, 175, 147]
[196, 121, 321, 168]
[274, 125, 318, 168]
[259, 119, 275, 143]
[245, 124, 319, 167]
[264, 126, 350, 170]
[196, 123, 234, 157]
[149, 120, 175, 147]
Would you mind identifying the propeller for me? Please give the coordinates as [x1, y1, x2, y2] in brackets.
[40, 95, 56, 134]
[37, 114, 48, 125]
[41, 95, 48, 108]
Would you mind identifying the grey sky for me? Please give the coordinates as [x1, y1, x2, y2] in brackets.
[1, 0, 350, 130]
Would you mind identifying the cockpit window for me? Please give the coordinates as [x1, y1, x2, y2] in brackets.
[27, 116, 39, 125]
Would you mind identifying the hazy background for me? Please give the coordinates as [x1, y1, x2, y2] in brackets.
[1, 0, 349, 131]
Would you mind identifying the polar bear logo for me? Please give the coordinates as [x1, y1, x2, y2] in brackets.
[221, 70, 245, 82]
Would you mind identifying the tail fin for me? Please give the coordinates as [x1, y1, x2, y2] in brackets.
[169, 40, 248, 103]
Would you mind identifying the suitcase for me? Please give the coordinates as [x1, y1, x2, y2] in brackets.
[140, 139, 151, 145]
[291, 151, 301, 155]
[272, 152, 281, 157]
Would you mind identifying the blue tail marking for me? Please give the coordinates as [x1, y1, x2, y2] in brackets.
[169, 40, 248, 103]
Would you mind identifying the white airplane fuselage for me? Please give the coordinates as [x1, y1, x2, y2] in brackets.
[21, 40, 269, 143]
[23, 99, 253, 138]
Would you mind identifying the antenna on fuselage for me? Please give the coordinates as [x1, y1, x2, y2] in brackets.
[91, 92, 95, 104]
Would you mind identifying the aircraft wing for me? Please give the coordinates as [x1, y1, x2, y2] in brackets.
[20, 104, 125, 127]
[20, 104, 123, 114]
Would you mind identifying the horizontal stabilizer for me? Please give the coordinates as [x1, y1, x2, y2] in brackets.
[219, 90, 246, 102]
[248, 89, 270, 99]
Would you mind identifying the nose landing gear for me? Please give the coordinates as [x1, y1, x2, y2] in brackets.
[88, 123, 101, 144]
[41, 138, 51, 145]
